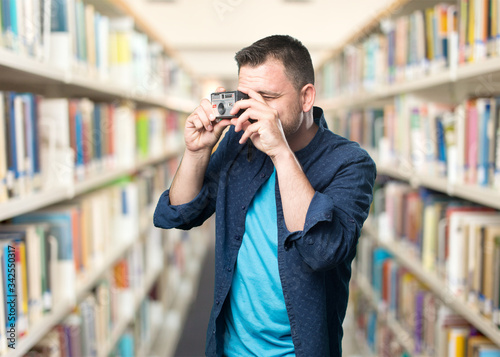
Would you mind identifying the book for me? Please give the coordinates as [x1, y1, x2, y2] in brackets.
[448, 327, 468, 357]
[109, 16, 134, 88]
[478, 348, 500, 357]
[481, 225, 500, 317]
[20, 93, 41, 194]
[13, 208, 77, 306]
[493, 233, 500, 326]
[461, 214, 500, 308]
[0, 224, 44, 326]
[0, 237, 9, 354]
[422, 197, 443, 272]
[15, 240, 28, 337]
[49, 0, 71, 70]
[468, 335, 495, 357]
[0, 232, 23, 347]
[0, 92, 7, 202]
[63, 313, 83, 357]
[448, 5, 459, 70]
[447, 211, 500, 298]
[38, 97, 74, 189]
[80, 294, 97, 357]
[477, 98, 491, 186]
[84, 3, 96, 72]
[372, 247, 392, 301]
[96, 13, 109, 80]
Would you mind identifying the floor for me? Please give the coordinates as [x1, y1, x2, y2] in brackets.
[174, 243, 364, 357]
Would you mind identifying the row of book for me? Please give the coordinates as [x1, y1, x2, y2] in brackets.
[0, 90, 184, 203]
[0, 180, 138, 351]
[24, 271, 164, 357]
[0, 162, 169, 354]
[4, 156, 189, 356]
[317, 1, 500, 97]
[22, 225, 196, 357]
[19, 196, 209, 357]
[353, 238, 500, 357]
[373, 179, 500, 326]
[328, 95, 500, 189]
[0, 0, 196, 99]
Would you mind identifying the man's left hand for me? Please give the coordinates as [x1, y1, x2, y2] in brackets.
[230, 87, 291, 159]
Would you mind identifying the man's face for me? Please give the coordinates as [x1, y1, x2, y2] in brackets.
[238, 59, 303, 137]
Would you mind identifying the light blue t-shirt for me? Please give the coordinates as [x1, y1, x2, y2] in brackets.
[223, 169, 295, 357]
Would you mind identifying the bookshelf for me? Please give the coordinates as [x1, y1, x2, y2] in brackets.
[375, 155, 500, 210]
[0, 0, 205, 356]
[5, 219, 137, 357]
[317, 0, 500, 355]
[355, 271, 429, 357]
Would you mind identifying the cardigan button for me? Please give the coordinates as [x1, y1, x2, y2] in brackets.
[260, 173, 266, 178]
[234, 235, 241, 240]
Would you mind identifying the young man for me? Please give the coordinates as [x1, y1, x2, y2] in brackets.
[154, 35, 376, 356]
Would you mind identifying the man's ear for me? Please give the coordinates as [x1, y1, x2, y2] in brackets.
[301, 84, 316, 113]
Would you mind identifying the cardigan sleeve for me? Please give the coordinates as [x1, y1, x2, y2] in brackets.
[284, 148, 377, 271]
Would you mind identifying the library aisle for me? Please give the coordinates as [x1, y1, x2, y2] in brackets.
[174, 239, 215, 357]
[3, 0, 500, 356]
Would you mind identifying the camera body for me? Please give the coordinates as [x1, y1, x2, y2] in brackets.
[211, 90, 249, 120]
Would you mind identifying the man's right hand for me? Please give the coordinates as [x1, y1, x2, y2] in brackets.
[184, 87, 232, 154]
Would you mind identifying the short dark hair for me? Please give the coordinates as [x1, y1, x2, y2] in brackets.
[234, 35, 315, 91]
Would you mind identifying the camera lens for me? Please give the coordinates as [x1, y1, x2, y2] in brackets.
[218, 103, 225, 115]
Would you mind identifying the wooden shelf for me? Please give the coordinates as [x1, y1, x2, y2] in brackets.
[0, 47, 197, 113]
[0, 146, 182, 223]
[362, 226, 500, 348]
[318, 57, 500, 111]
[0, 187, 72, 222]
[4, 301, 75, 357]
[375, 158, 500, 210]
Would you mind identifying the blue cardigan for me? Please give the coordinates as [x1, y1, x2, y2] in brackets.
[154, 107, 377, 356]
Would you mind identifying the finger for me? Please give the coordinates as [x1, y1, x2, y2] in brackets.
[200, 98, 216, 123]
[213, 119, 232, 135]
[231, 108, 257, 133]
[239, 122, 259, 145]
[216, 87, 226, 93]
[233, 105, 269, 130]
[194, 105, 213, 131]
[186, 110, 202, 128]
[238, 86, 266, 104]
[230, 94, 274, 116]
[192, 114, 210, 131]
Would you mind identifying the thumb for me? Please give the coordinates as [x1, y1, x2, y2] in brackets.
[213, 120, 232, 138]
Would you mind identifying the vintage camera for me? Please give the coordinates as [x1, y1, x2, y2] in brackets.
[211, 90, 249, 120]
